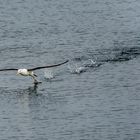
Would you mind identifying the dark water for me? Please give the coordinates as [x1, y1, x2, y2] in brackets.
[0, 0, 140, 139]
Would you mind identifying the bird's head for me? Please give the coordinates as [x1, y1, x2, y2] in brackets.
[16, 69, 21, 75]
[16, 69, 28, 76]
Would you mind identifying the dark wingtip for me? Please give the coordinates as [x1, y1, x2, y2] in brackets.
[62, 59, 69, 65]
[65, 60, 69, 63]
[28, 59, 69, 71]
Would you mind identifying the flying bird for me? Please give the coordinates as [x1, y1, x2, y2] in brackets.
[0, 60, 69, 84]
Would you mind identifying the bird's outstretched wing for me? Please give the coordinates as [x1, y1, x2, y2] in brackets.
[0, 68, 18, 71]
[28, 60, 69, 71]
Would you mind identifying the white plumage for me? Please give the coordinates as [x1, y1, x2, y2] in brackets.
[17, 69, 38, 84]
[17, 69, 30, 76]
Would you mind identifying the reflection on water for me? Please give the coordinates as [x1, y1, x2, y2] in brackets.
[17, 84, 38, 95]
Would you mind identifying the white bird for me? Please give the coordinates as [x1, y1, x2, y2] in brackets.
[0, 60, 69, 84]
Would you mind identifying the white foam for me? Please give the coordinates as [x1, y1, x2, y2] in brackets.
[44, 69, 54, 79]
[68, 64, 86, 74]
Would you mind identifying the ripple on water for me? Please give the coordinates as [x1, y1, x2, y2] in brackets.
[0, 0, 140, 139]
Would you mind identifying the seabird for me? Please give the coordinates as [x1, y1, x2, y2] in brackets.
[0, 60, 69, 84]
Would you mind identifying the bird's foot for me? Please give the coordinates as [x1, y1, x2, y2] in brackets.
[33, 80, 42, 85]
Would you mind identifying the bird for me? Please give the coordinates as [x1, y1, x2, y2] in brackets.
[0, 60, 69, 84]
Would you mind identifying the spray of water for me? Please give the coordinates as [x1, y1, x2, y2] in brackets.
[68, 59, 100, 74]
[68, 62, 87, 74]
[44, 69, 54, 79]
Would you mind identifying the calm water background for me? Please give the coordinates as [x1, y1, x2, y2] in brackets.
[0, 0, 140, 139]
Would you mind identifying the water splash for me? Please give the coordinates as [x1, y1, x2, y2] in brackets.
[84, 59, 102, 68]
[68, 63, 87, 74]
[44, 69, 54, 80]
[69, 47, 140, 74]
[68, 58, 102, 74]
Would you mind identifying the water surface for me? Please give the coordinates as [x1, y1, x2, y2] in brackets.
[0, 0, 140, 139]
